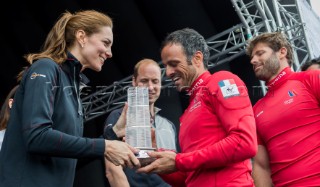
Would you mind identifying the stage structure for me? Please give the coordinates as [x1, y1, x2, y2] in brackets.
[81, 0, 320, 122]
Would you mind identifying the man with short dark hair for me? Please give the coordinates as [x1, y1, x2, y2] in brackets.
[137, 28, 257, 187]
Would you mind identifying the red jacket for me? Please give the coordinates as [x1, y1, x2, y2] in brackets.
[163, 71, 257, 187]
[254, 67, 320, 186]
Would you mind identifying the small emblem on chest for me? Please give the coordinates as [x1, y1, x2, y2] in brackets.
[189, 98, 201, 112]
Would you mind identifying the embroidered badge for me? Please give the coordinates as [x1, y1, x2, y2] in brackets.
[218, 79, 240, 98]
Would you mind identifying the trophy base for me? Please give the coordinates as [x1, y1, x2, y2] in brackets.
[136, 148, 156, 167]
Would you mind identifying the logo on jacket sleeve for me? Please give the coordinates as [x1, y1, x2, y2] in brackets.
[30, 72, 47, 79]
[218, 79, 240, 98]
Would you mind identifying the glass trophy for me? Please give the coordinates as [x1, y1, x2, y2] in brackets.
[126, 87, 155, 166]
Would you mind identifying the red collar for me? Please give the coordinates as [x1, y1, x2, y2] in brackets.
[267, 67, 293, 89]
[187, 71, 211, 96]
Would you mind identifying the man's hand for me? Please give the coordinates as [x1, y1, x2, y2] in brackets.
[112, 103, 128, 138]
[104, 157, 130, 187]
[104, 140, 140, 169]
[136, 151, 177, 174]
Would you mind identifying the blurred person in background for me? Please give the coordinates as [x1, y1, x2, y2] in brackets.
[300, 56, 320, 71]
[104, 58, 177, 187]
[0, 85, 19, 151]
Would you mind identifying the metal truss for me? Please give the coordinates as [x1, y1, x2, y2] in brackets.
[81, 66, 173, 122]
[271, 0, 317, 70]
[222, 0, 317, 92]
[229, 0, 316, 70]
[82, 0, 314, 122]
[213, 0, 278, 95]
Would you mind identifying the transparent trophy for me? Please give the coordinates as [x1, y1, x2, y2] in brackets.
[126, 87, 155, 166]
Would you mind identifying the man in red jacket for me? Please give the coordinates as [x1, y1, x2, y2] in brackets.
[137, 28, 257, 187]
[247, 32, 320, 186]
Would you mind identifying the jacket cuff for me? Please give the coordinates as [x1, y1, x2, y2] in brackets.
[103, 124, 120, 140]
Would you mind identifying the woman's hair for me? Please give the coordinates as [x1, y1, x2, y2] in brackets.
[24, 10, 113, 65]
[0, 85, 19, 130]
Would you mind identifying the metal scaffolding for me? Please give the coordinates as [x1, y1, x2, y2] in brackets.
[82, 0, 317, 122]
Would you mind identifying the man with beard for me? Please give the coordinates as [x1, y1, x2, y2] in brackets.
[246, 32, 320, 186]
[136, 28, 257, 187]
